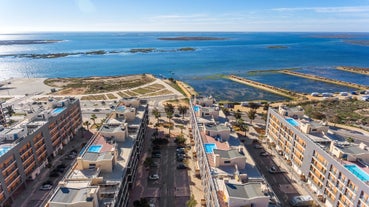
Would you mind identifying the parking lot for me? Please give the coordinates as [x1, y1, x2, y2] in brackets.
[129, 126, 191, 207]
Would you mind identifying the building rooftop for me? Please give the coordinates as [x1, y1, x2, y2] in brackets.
[50, 187, 98, 204]
[205, 124, 229, 132]
[225, 182, 265, 199]
[213, 149, 244, 159]
[49, 99, 147, 206]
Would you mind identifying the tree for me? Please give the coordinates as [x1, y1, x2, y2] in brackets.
[152, 108, 161, 125]
[234, 111, 242, 120]
[247, 109, 257, 125]
[178, 105, 189, 119]
[237, 119, 248, 137]
[90, 114, 97, 127]
[164, 103, 175, 135]
[5, 105, 15, 117]
[249, 102, 260, 110]
[83, 121, 91, 130]
[186, 194, 198, 207]
[261, 112, 268, 124]
[164, 103, 175, 121]
[346, 137, 355, 143]
[263, 103, 270, 111]
[143, 157, 153, 168]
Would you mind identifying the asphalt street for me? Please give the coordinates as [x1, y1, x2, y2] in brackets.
[245, 143, 300, 207]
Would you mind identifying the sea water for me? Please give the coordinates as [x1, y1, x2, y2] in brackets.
[1, 32, 369, 101]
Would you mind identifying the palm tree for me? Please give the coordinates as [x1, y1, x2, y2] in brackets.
[90, 114, 97, 128]
[234, 111, 242, 120]
[177, 105, 189, 119]
[247, 109, 257, 125]
[164, 103, 174, 135]
[152, 108, 161, 125]
[186, 194, 198, 207]
[5, 105, 15, 117]
[83, 120, 91, 130]
[238, 119, 248, 137]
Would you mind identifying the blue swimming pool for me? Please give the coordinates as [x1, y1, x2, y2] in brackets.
[345, 164, 369, 182]
[52, 107, 65, 114]
[204, 143, 217, 154]
[285, 118, 299, 127]
[194, 105, 200, 112]
[88, 145, 102, 153]
[0, 146, 12, 156]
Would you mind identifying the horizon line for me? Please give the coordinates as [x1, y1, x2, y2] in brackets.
[2, 30, 369, 35]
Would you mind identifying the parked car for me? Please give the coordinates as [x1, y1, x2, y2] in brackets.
[268, 166, 285, 174]
[150, 162, 159, 168]
[177, 164, 187, 169]
[259, 151, 270, 157]
[254, 144, 263, 149]
[152, 154, 161, 158]
[149, 174, 159, 180]
[39, 184, 53, 191]
[176, 157, 184, 162]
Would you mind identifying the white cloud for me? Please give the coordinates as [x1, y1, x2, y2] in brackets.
[272, 6, 369, 13]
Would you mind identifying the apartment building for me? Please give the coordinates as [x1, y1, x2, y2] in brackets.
[266, 106, 369, 207]
[46, 98, 148, 207]
[190, 98, 270, 207]
[0, 103, 6, 126]
[0, 97, 82, 206]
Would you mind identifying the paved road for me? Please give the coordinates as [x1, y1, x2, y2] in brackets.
[329, 127, 369, 145]
[245, 143, 300, 207]
[159, 146, 176, 207]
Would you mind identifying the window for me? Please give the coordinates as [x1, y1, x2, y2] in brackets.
[224, 160, 230, 164]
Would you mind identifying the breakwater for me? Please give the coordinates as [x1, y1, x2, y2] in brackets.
[228, 75, 305, 100]
[336, 66, 369, 76]
[280, 70, 369, 90]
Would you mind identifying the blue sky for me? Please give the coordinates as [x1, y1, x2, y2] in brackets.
[1, 0, 369, 33]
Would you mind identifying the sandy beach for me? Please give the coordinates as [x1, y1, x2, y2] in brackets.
[0, 78, 54, 97]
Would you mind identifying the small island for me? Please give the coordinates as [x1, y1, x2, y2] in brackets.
[158, 36, 226, 41]
[344, 40, 369, 47]
[0, 47, 196, 59]
[267, 45, 288, 49]
[177, 47, 196, 51]
[0, 40, 62, 45]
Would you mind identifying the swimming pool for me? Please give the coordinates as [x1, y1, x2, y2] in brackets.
[52, 107, 65, 114]
[204, 143, 217, 154]
[285, 118, 299, 127]
[344, 164, 369, 182]
[0, 146, 12, 156]
[194, 105, 200, 112]
[88, 145, 102, 153]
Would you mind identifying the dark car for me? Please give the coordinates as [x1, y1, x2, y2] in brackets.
[177, 164, 187, 169]
[268, 166, 285, 174]
[176, 157, 184, 162]
[152, 153, 161, 158]
[153, 145, 160, 150]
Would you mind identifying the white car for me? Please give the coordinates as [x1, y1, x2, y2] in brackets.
[39, 184, 53, 190]
[149, 174, 159, 180]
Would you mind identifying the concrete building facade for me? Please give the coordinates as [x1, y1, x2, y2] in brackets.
[190, 99, 270, 207]
[46, 98, 148, 207]
[266, 107, 369, 207]
[0, 97, 82, 206]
